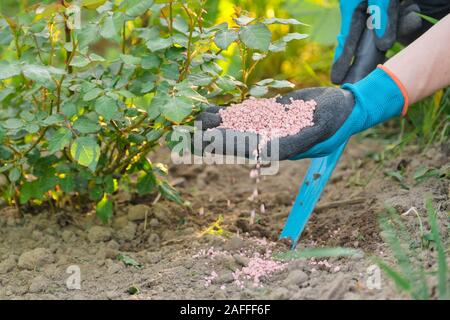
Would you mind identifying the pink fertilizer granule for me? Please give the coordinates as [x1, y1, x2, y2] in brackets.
[232, 251, 287, 289]
[218, 97, 316, 151]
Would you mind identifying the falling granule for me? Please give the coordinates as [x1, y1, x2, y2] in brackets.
[260, 204, 265, 214]
[249, 209, 256, 225]
[219, 97, 316, 223]
[218, 97, 316, 149]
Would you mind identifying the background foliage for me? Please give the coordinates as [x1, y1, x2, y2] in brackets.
[0, 0, 311, 221]
[0, 0, 448, 223]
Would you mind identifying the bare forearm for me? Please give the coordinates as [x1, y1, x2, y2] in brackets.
[385, 14, 450, 105]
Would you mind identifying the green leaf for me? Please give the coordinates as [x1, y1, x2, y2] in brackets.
[60, 176, 75, 193]
[239, 23, 272, 52]
[82, 0, 107, 9]
[43, 114, 64, 125]
[96, 193, 113, 223]
[25, 124, 40, 134]
[2, 118, 23, 129]
[95, 96, 118, 121]
[0, 88, 14, 102]
[263, 17, 308, 26]
[216, 76, 241, 91]
[89, 53, 106, 62]
[255, 78, 274, 86]
[117, 254, 143, 269]
[137, 172, 157, 195]
[48, 127, 72, 154]
[413, 166, 430, 181]
[252, 53, 266, 61]
[161, 63, 179, 80]
[83, 88, 103, 101]
[0, 61, 21, 80]
[73, 117, 101, 134]
[234, 15, 254, 26]
[159, 181, 183, 205]
[162, 96, 193, 123]
[146, 37, 172, 52]
[125, 0, 154, 17]
[141, 55, 161, 70]
[8, 167, 21, 182]
[214, 29, 238, 50]
[249, 85, 268, 97]
[173, 15, 189, 33]
[188, 73, 213, 86]
[282, 32, 309, 42]
[22, 65, 53, 84]
[270, 80, 295, 89]
[120, 54, 141, 65]
[70, 56, 91, 68]
[269, 40, 286, 52]
[70, 137, 101, 171]
[100, 15, 117, 39]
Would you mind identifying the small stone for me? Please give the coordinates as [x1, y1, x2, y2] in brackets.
[113, 216, 128, 229]
[18, 248, 55, 270]
[107, 240, 120, 250]
[161, 229, 175, 241]
[61, 230, 75, 242]
[213, 272, 234, 284]
[107, 262, 123, 274]
[127, 204, 151, 221]
[146, 252, 162, 264]
[225, 235, 244, 251]
[116, 223, 136, 242]
[97, 247, 118, 260]
[147, 233, 160, 248]
[283, 270, 308, 287]
[149, 218, 159, 228]
[31, 230, 44, 241]
[233, 254, 249, 267]
[0, 256, 16, 274]
[322, 274, 347, 299]
[152, 203, 172, 224]
[88, 226, 112, 243]
[269, 287, 290, 300]
[29, 275, 49, 293]
[106, 290, 120, 300]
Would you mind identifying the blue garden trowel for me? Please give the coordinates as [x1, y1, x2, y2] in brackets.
[280, 27, 386, 248]
[280, 141, 347, 247]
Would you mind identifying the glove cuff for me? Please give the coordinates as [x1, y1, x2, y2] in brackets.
[342, 66, 408, 130]
[377, 65, 409, 115]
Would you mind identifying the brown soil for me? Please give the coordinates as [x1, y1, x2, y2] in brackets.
[0, 139, 448, 300]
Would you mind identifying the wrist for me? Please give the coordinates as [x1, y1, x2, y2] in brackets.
[342, 66, 408, 130]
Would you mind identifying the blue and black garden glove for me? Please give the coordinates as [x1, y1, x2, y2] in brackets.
[331, 0, 423, 84]
[196, 66, 409, 161]
[267, 65, 409, 160]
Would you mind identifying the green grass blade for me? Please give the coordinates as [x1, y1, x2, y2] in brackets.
[373, 257, 411, 292]
[425, 196, 448, 299]
[416, 13, 439, 25]
[273, 247, 363, 261]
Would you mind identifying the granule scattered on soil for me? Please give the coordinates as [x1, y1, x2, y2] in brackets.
[218, 97, 316, 148]
[232, 251, 287, 289]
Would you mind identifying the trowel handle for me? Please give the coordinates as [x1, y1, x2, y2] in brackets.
[280, 141, 348, 247]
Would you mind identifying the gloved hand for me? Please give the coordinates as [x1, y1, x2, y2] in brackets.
[195, 66, 408, 161]
[331, 0, 423, 84]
